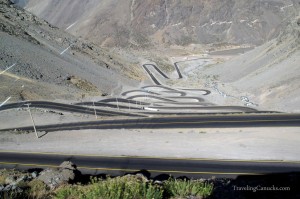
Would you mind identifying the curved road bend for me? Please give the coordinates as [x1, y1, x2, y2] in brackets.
[0, 151, 299, 178]
[99, 98, 150, 106]
[2, 114, 300, 132]
[127, 95, 177, 102]
[142, 64, 163, 85]
[179, 88, 211, 95]
[142, 85, 187, 96]
[142, 63, 182, 85]
[169, 96, 206, 102]
[143, 64, 169, 79]
[121, 90, 160, 96]
[159, 91, 186, 96]
[143, 63, 183, 79]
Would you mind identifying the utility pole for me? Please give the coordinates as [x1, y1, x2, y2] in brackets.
[144, 90, 148, 109]
[25, 103, 38, 139]
[116, 97, 120, 110]
[140, 96, 143, 110]
[93, 101, 98, 119]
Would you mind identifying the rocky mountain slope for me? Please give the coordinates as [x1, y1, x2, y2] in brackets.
[0, 0, 140, 102]
[20, 0, 299, 48]
[197, 12, 300, 112]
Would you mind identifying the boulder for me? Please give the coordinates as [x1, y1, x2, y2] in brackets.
[31, 171, 38, 178]
[59, 161, 77, 170]
[2, 184, 22, 193]
[37, 161, 79, 189]
[5, 176, 16, 185]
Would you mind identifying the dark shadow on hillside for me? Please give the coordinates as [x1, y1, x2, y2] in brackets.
[207, 172, 300, 199]
[77, 173, 108, 185]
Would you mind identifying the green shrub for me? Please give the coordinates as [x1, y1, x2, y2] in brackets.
[164, 179, 213, 198]
[55, 185, 85, 199]
[0, 175, 6, 185]
[27, 179, 49, 199]
[55, 176, 163, 199]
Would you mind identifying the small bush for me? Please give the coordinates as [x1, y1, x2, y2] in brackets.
[0, 190, 28, 199]
[27, 179, 49, 199]
[164, 179, 213, 198]
[55, 176, 163, 199]
[55, 185, 85, 199]
[0, 175, 6, 185]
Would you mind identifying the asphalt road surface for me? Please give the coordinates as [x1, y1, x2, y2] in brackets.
[1, 151, 300, 178]
[1, 113, 299, 132]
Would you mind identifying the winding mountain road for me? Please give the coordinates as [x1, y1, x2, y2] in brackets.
[1, 59, 299, 179]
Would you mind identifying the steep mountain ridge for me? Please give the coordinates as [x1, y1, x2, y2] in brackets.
[20, 0, 298, 47]
[198, 11, 300, 112]
[0, 0, 139, 102]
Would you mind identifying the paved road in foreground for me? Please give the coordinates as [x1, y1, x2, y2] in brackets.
[0, 151, 300, 178]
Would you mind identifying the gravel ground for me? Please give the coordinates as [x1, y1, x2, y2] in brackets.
[1, 109, 300, 161]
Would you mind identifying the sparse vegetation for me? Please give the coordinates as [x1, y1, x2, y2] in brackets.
[27, 179, 50, 199]
[54, 177, 213, 199]
[0, 175, 5, 185]
[0, 171, 213, 199]
[164, 179, 213, 198]
[67, 76, 100, 93]
[55, 176, 163, 199]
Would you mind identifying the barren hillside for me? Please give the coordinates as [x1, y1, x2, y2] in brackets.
[197, 13, 300, 112]
[21, 0, 299, 48]
[4, 0, 300, 113]
[0, 0, 140, 102]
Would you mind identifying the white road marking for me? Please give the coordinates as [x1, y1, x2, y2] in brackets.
[144, 107, 159, 112]
[65, 21, 78, 31]
[0, 97, 11, 107]
[0, 63, 16, 75]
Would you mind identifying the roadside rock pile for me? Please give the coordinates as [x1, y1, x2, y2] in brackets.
[0, 170, 37, 193]
[38, 161, 81, 189]
[0, 161, 81, 195]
